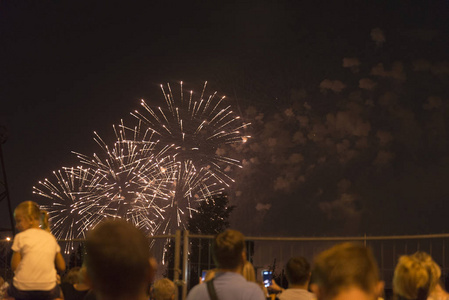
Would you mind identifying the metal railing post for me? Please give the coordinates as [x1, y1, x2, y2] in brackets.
[208, 240, 211, 270]
[198, 238, 201, 282]
[182, 230, 189, 300]
[174, 230, 181, 300]
[443, 240, 446, 272]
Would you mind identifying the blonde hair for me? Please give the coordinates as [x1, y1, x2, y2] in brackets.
[393, 255, 430, 300]
[15, 201, 50, 231]
[242, 261, 256, 282]
[153, 278, 175, 300]
[411, 251, 441, 293]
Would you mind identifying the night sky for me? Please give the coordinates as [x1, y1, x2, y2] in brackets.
[1, 1, 449, 237]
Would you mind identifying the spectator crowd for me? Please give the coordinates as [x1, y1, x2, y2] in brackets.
[1, 201, 448, 300]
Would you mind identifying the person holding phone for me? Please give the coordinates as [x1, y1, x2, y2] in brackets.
[262, 270, 273, 288]
[269, 257, 315, 300]
[186, 229, 265, 300]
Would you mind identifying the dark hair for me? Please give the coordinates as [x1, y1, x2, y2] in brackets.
[212, 229, 245, 270]
[313, 242, 380, 298]
[285, 257, 310, 285]
[85, 219, 152, 299]
[63, 267, 81, 284]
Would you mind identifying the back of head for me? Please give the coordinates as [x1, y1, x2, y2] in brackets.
[85, 219, 153, 299]
[285, 256, 310, 286]
[153, 278, 175, 300]
[312, 242, 380, 299]
[64, 267, 81, 285]
[15, 201, 50, 230]
[393, 255, 430, 300]
[213, 229, 245, 270]
[411, 251, 441, 293]
[15, 201, 39, 219]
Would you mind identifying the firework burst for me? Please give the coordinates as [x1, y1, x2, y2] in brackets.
[33, 166, 95, 253]
[34, 81, 249, 239]
[130, 82, 250, 232]
[152, 158, 225, 234]
[132, 81, 250, 187]
[73, 120, 176, 234]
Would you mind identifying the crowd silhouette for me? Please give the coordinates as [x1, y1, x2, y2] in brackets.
[1, 201, 448, 300]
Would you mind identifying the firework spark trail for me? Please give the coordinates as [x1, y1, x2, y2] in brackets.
[118, 122, 222, 234]
[127, 82, 250, 233]
[131, 82, 250, 187]
[72, 121, 178, 234]
[152, 158, 225, 234]
[33, 166, 96, 253]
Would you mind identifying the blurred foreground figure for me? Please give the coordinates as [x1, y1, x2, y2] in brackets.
[85, 219, 157, 300]
[186, 229, 265, 300]
[311, 242, 384, 300]
[60, 267, 90, 300]
[0, 276, 9, 298]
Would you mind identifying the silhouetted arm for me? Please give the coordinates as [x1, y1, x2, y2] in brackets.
[55, 252, 66, 272]
[11, 251, 21, 272]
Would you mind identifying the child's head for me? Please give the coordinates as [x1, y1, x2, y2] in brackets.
[85, 219, 157, 300]
[14, 201, 49, 232]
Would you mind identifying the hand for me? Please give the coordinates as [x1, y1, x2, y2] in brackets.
[268, 280, 283, 293]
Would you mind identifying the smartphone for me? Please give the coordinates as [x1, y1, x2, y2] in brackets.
[201, 270, 208, 282]
[262, 270, 273, 287]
